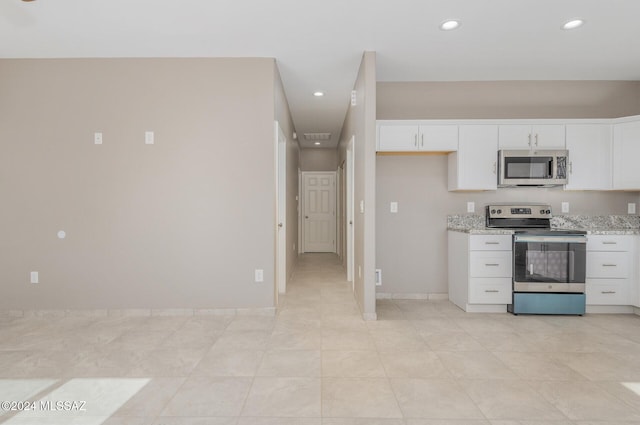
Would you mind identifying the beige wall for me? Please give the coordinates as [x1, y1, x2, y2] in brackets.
[376, 80, 640, 296]
[299, 148, 338, 171]
[274, 64, 299, 291]
[338, 52, 377, 319]
[378, 81, 640, 120]
[0, 58, 279, 310]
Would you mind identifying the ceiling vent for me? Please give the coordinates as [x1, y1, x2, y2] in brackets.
[303, 133, 331, 141]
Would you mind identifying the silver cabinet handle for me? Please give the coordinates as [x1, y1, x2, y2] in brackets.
[485, 241, 500, 245]
[529, 264, 534, 275]
[528, 134, 532, 146]
[492, 162, 496, 174]
[601, 291, 616, 294]
[421, 134, 424, 147]
[602, 241, 617, 245]
[602, 264, 617, 267]
[485, 263, 500, 267]
[535, 134, 539, 146]
[414, 134, 418, 147]
[569, 161, 573, 174]
[485, 289, 500, 293]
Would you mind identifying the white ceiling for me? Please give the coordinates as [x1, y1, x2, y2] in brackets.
[2, 0, 640, 149]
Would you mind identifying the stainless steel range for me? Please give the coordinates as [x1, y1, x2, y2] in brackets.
[486, 203, 587, 315]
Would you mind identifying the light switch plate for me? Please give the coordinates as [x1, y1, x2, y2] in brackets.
[30, 271, 39, 284]
[628, 203, 636, 214]
[467, 202, 475, 213]
[561, 202, 570, 213]
[145, 131, 154, 145]
[254, 269, 264, 283]
[94, 132, 103, 145]
[359, 200, 364, 214]
[390, 202, 398, 213]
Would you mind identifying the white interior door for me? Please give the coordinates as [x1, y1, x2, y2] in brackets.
[303, 172, 336, 253]
[275, 122, 287, 294]
[346, 136, 355, 284]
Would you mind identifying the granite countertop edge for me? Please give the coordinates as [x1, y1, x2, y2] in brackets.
[447, 227, 640, 235]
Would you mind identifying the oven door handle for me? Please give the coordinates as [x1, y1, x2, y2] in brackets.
[513, 235, 587, 244]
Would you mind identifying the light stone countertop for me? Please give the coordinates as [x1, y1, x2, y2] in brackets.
[447, 214, 640, 235]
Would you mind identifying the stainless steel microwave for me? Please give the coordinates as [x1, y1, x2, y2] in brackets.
[498, 149, 568, 187]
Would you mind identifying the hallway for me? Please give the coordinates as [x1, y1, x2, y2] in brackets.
[1, 253, 640, 423]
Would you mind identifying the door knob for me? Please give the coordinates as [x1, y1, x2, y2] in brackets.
[278, 223, 283, 228]
[305, 216, 309, 219]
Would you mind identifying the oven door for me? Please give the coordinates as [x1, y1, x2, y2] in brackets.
[513, 234, 587, 293]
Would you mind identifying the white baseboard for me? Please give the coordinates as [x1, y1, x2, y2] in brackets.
[362, 312, 377, 321]
[1, 307, 277, 318]
[376, 292, 449, 301]
[586, 305, 635, 314]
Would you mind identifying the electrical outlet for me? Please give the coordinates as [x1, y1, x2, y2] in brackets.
[390, 202, 398, 213]
[467, 202, 475, 213]
[30, 271, 39, 284]
[254, 269, 264, 283]
[628, 203, 636, 214]
[561, 202, 569, 213]
[94, 132, 103, 145]
[375, 269, 382, 286]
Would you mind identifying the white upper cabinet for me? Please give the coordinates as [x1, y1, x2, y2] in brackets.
[448, 125, 498, 191]
[613, 120, 640, 190]
[377, 123, 457, 152]
[565, 124, 612, 190]
[498, 124, 565, 150]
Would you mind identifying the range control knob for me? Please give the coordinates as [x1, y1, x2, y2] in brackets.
[491, 209, 496, 214]
[496, 209, 502, 214]
[546, 209, 551, 214]
[540, 209, 546, 214]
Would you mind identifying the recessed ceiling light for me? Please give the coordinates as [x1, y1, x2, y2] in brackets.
[313, 91, 324, 97]
[440, 20, 461, 31]
[562, 19, 585, 30]
[314, 142, 321, 146]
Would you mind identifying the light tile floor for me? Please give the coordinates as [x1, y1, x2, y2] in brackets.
[1, 253, 640, 424]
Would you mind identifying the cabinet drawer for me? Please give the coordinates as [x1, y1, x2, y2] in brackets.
[586, 252, 629, 278]
[470, 251, 512, 277]
[587, 235, 633, 251]
[586, 279, 630, 305]
[469, 235, 512, 251]
[469, 278, 512, 304]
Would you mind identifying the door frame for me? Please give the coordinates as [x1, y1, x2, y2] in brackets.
[346, 136, 355, 286]
[300, 171, 337, 253]
[275, 122, 287, 295]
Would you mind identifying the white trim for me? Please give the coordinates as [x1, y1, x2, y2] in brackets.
[586, 305, 636, 314]
[376, 114, 640, 127]
[346, 136, 355, 286]
[275, 121, 287, 295]
[2, 308, 277, 318]
[376, 292, 449, 300]
[362, 312, 377, 321]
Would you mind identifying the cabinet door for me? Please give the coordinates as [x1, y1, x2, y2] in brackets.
[449, 125, 498, 190]
[419, 125, 458, 151]
[565, 124, 612, 190]
[498, 125, 532, 149]
[378, 125, 419, 151]
[613, 121, 640, 189]
[532, 125, 565, 149]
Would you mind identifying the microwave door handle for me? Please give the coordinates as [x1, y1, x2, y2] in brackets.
[529, 263, 533, 275]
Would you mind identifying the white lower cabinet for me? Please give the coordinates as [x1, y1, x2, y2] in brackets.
[586, 235, 638, 307]
[448, 231, 512, 312]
